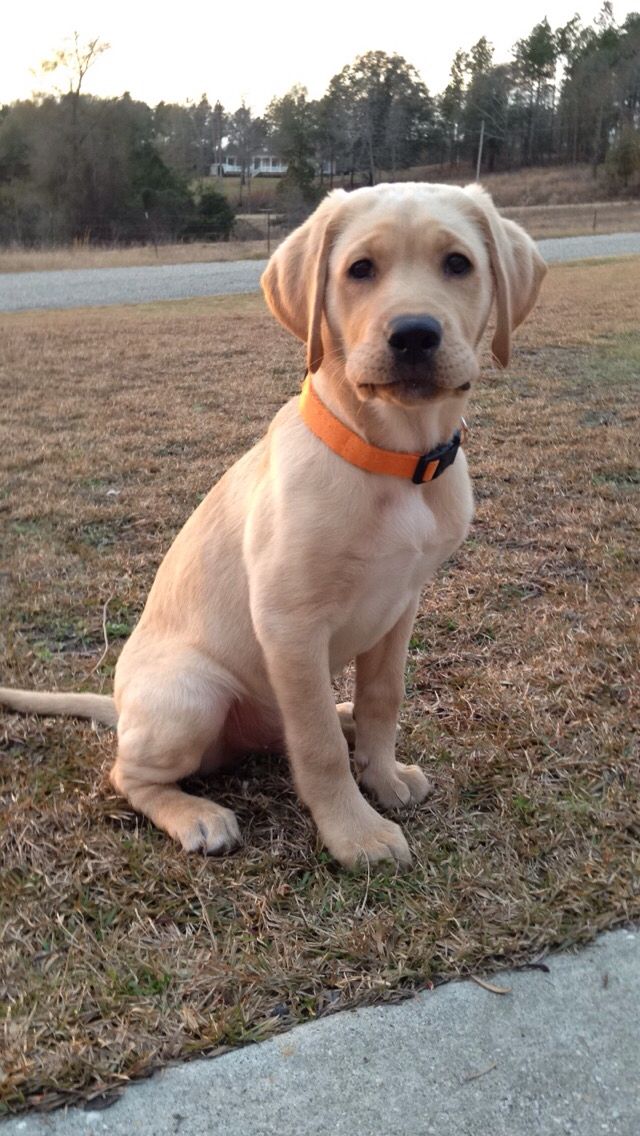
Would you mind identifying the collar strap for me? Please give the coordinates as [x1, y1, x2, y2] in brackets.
[298, 375, 466, 484]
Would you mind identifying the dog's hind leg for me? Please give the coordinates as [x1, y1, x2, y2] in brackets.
[110, 651, 241, 854]
[336, 701, 356, 748]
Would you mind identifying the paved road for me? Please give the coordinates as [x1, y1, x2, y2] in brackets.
[0, 258, 266, 314]
[4, 929, 638, 1136]
[1, 232, 639, 314]
[537, 230, 640, 264]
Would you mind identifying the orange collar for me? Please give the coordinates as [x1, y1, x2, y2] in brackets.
[298, 375, 467, 484]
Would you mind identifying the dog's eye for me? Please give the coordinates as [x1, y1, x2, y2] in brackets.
[348, 258, 375, 280]
[445, 253, 472, 276]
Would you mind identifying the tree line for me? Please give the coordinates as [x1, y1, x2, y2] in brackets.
[1, 6, 638, 247]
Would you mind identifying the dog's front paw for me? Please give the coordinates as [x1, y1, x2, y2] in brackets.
[318, 798, 411, 869]
[361, 762, 432, 809]
[171, 800, 242, 855]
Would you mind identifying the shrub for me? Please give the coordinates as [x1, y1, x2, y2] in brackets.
[606, 128, 640, 191]
[185, 186, 235, 241]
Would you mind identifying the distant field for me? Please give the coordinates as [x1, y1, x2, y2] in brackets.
[1, 163, 637, 276]
[1, 198, 639, 274]
[394, 162, 639, 207]
[0, 239, 270, 275]
[210, 163, 640, 210]
[1, 258, 639, 1114]
[1, 163, 638, 275]
[503, 199, 640, 239]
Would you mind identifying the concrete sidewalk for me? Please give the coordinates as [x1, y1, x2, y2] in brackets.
[5, 928, 638, 1136]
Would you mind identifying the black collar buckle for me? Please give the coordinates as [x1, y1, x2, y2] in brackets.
[411, 430, 462, 484]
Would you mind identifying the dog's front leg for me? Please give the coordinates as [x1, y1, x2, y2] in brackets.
[355, 601, 432, 809]
[254, 618, 411, 868]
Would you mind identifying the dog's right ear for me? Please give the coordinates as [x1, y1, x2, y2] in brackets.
[261, 190, 347, 374]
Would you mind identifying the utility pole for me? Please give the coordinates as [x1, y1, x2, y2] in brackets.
[476, 119, 485, 181]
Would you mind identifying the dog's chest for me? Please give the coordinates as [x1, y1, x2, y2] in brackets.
[330, 486, 469, 665]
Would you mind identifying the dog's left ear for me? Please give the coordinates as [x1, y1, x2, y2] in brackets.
[261, 190, 347, 373]
[463, 184, 547, 367]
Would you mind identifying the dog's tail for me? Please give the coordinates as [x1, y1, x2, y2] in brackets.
[0, 687, 118, 727]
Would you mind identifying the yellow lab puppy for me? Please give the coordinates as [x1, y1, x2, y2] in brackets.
[1, 183, 546, 867]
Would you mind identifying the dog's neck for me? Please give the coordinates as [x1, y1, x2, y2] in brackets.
[311, 364, 469, 456]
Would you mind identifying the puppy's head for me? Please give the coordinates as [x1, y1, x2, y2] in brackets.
[261, 183, 546, 406]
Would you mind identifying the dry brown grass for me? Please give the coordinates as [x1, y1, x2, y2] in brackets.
[0, 239, 271, 275]
[1, 261, 639, 1115]
[401, 162, 639, 206]
[219, 164, 640, 209]
[504, 200, 640, 239]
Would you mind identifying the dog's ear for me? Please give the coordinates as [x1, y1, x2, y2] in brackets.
[463, 184, 547, 367]
[261, 190, 347, 373]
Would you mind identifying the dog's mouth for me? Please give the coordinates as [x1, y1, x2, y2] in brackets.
[358, 376, 471, 403]
[348, 337, 478, 405]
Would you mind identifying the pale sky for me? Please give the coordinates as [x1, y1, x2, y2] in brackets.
[2, 0, 638, 112]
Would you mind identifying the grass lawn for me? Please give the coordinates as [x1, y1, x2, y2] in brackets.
[1, 260, 639, 1114]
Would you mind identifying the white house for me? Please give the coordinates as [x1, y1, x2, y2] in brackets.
[212, 150, 288, 177]
[211, 150, 336, 178]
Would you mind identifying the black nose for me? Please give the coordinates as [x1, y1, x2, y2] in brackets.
[388, 316, 442, 364]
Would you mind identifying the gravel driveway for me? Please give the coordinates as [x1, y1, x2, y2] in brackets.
[1, 232, 639, 314]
